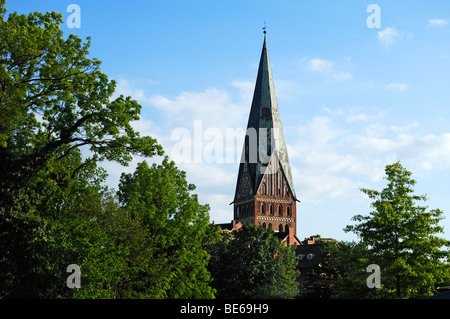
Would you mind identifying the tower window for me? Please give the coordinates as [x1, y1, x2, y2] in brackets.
[261, 203, 266, 215]
[279, 224, 283, 232]
[287, 206, 291, 217]
[278, 204, 283, 216]
[269, 204, 274, 216]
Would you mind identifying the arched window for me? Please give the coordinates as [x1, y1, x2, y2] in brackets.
[261, 183, 266, 195]
[278, 204, 283, 216]
[285, 224, 290, 233]
[261, 203, 266, 215]
[262, 222, 266, 229]
[268, 223, 272, 230]
[279, 224, 283, 232]
[269, 204, 274, 216]
[287, 206, 291, 217]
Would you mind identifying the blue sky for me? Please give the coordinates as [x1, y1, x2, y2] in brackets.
[9, 1, 450, 241]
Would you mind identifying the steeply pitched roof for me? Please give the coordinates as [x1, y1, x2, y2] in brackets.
[234, 36, 296, 201]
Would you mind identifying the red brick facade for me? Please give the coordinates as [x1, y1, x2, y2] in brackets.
[233, 157, 299, 245]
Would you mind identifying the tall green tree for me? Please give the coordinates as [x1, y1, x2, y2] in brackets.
[345, 162, 450, 298]
[118, 158, 220, 299]
[0, 1, 163, 298]
[208, 223, 299, 299]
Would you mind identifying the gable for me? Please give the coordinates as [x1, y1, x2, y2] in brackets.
[255, 153, 295, 199]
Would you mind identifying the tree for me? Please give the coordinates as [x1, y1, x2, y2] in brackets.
[208, 223, 299, 299]
[345, 162, 450, 298]
[315, 241, 384, 299]
[0, 1, 164, 298]
[118, 158, 220, 298]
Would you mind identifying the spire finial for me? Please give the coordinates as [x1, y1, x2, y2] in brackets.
[262, 21, 267, 35]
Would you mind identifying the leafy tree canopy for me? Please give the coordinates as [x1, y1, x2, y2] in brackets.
[118, 158, 220, 298]
[0, 1, 220, 299]
[208, 223, 299, 299]
[345, 162, 450, 298]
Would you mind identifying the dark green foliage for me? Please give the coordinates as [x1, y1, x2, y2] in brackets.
[344, 162, 450, 298]
[0, 209, 62, 298]
[208, 223, 299, 299]
[313, 241, 384, 299]
[118, 158, 220, 298]
[0, 1, 219, 299]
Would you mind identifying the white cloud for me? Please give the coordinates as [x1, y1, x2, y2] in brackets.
[322, 107, 345, 116]
[288, 110, 450, 206]
[350, 130, 450, 171]
[323, 106, 386, 123]
[377, 27, 413, 49]
[346, 113, 367, 122]
[150, 87, 247, 130]
[308, 58, 334, 72]
[230, 80, 254, 105]
[385, 82, 409, 91]
[390, 122, 420, 132]
[274, 79, 306, 100]
[113, 78, 154, 104]
[295, 171, 358, 204]
[428, 19, 448, 27]
[378, 27, 401, 48]
[333, 72, 353, 81]
[307, 58, 353, 81]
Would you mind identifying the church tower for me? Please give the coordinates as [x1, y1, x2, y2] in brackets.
[231, 33, 299, 245]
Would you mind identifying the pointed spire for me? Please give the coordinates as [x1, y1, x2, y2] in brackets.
[235, 35, 296, 200]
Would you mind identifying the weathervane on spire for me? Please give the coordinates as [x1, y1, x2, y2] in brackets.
[263, 21, 267, 35]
